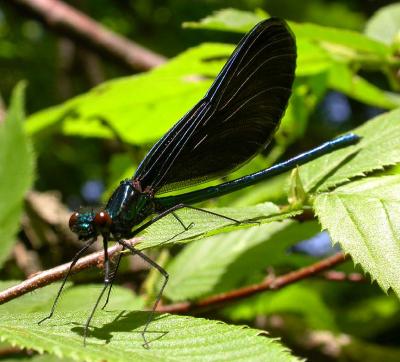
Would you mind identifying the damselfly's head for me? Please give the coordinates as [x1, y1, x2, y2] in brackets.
[69, 209, 112, 240]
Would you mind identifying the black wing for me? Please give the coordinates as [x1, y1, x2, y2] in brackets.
[134, 18, 296, 194]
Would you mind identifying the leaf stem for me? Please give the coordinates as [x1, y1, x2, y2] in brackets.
[9, 0, 166, 71]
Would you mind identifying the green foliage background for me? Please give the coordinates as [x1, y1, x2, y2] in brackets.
[0, 1, 400, 361]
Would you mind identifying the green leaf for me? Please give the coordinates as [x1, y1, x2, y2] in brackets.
[26, 43, 235, 143]
[288, 167, 307, 207]
[314, 176, 400, 297]
[0, 311, 301, 362]
[295, 40, 333, 76]
[0, 83, 35, 267]
[26, 73, 208, 144]
[290, 22, 390, 59]
[184, 12, 338, 80]
[365, 3, 400, 45]
[164, 221, 319, 301]
[223, 284, 337, 331]
[328, 63, 400, 109]
[300, 108, 400, 193]
[183, 8, 266, 32]
[26, 14, 393, 152]
[184, 9, 390, 58]
[138, 202, 301, 250]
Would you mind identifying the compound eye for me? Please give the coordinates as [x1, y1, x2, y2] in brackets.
[69, 212, 80, 230]
[94, 211, 112, 230]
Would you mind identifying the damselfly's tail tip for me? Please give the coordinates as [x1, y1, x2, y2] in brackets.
[346, 133, 361, 142]
[335, 133, 361, 146]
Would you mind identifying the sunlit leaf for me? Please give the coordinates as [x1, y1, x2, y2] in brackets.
[183, 8, 266, 32]
[314, 176, 400, 297]
[290, 22, 390, 58]
[300, 108, 400, 193]
[138, 203, 301, 250]
[0, 83, 35, 267]
[0, 311, 301, 362]
[365, 3, 400, 45]
[26, 44, 234, 143]
[184, 9, 390, 58]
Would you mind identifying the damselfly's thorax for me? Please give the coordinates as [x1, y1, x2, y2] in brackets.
[105, 179, 155, 238]
[68, 179, 156, 240]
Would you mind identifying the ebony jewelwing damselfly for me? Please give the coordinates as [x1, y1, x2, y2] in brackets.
[38, 18, 359, 347]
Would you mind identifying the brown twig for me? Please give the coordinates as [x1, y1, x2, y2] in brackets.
[1, 247, 348, 312]
[10, 0, 166, 71]
[0, 240, 139, 304]
[157, 252, 348, 314]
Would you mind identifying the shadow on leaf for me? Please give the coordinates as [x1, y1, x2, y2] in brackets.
[71, 311, 169, 347]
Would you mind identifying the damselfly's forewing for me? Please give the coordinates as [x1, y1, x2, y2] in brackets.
[134, 18, 296, 194]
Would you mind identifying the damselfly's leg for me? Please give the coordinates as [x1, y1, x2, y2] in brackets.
[101, 211, 195, 309]
[118, 239, 169, 349]
[158, 212, 195, 243]
[172, 211, 195, 231]
[176, 204, 242, 224]
[117, 204, 249, 347]
[83, 235, 112, 345]
[38, 237, 97, 325]
[180, 205, 261, 227]
[101, 246, 125, 310]
[173, 204, 262, 228]
[165, 205, 252, 243]
[131, 203, 245, 239]
[129, 204, 243, 247]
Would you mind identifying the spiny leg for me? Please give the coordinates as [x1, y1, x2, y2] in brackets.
[160, 204, 255, 244]
[160, 211, 195, 243]
[179, 204, 241, 224]
[118, 239, 169, 349]
[84, 234, 111, 345]
[38, 237, 96, 325]
[108, 204, 252, 347]
[181, 205, 261, 226]
[101, 246, 126, 310]
[159, 203, 252, 243]
[131, 202, 244, 238]
[172, 211, 195, 231]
